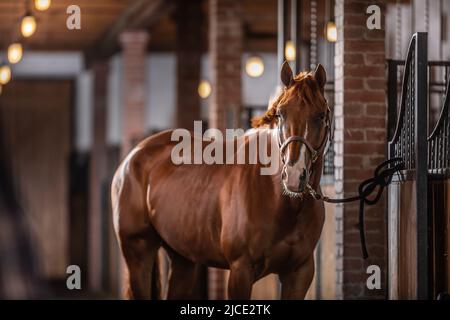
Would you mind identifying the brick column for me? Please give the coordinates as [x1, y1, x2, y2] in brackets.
[176, 0, 203, 130]
[89, 61, 109, 292]
[208, 0, 243, 299]
[334, 0, 387, 299]
[119, 31, 149, 154]
[209, 0, 243, 131]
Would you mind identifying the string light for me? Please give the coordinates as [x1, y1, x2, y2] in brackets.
[285, 41, 296, 62]
[0, 65, 12, 85]
[34, 0, 51, 11]
[8, 43, 23, 64]
[21, 14, 37, 38]
[245, 56, 265, 78]
[198, 80, 212, 99]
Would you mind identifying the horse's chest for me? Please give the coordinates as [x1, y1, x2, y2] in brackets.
[259, 220, 321, 275]
[271, 236, 309, 270]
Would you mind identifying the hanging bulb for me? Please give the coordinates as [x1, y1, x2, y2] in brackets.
[35, 0, 51, 11]
[198, 80, 212, 99]
[285, 41, 296, 62]
[245, 56, 265, 78]
[21, 14, 37, 38]
[326, 21, 337, 43]
[8, 43, 23, 64]
[0, 65, 12, 85]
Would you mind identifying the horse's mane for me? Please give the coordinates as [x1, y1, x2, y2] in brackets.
[251, 71, 322, 128]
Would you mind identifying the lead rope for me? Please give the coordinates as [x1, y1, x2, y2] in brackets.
[307, 157, 405, 259]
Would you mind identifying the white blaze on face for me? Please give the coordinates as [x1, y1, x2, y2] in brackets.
[282, 125, 311, 193]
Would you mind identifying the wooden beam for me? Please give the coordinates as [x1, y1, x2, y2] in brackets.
[84, 0, 175, 65]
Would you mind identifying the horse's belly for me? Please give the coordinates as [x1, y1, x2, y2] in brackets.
[147, 174, 229, 268]
[152, 209, 228, 267]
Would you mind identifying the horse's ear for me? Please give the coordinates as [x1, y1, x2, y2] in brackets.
[280, 61, 294, 87]
[313, 64, 327, 89]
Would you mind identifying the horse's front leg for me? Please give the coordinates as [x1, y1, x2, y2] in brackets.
[279, 256, 314, 299]
[227, 260, 255, 299]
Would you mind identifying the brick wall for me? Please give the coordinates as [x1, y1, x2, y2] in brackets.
[119, 31, 149, 153]
[334, 0, 387, 299]
[176, 0, 203, 130]
[208, 0, 243, 131]
[208, 0, 243, 299]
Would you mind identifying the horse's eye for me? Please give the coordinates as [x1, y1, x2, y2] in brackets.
[316, 112, 326, 121]
[275, 110, 284, 119]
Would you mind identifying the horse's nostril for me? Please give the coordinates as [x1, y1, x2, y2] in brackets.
[299, 169, 307, 182]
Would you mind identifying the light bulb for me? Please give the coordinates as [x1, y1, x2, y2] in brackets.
[21, 15, 37, 38]
[8, 43, 23, 64]
[0, 65, 12, 85]
[198, 80, 212, 99]
[245, 56, 265, 78]
[326, 21, 337, 43]
[285, 41, 296, 62]
[35, 0, 51, 11]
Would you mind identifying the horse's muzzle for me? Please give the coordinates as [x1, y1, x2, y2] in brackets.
[298, 168, 308, 192]
[282, 165, 309, 194]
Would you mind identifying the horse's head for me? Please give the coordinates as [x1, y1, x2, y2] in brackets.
[253, 62, 330, 197]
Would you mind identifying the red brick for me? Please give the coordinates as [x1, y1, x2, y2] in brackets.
[365, 79, 386, 90]
[119, 30, 149, 153]
[343, 2, 368, 14]
[345, 168, 375, 180]
[343, 180, 365, 192]
[365, 53, 385, 65]
[345, 26, 367, 39]
[344, 53, 365, 65]
[344, 129, 364, 141]
[344, 155, 364, 167]
[365, 129, 386, 141]
[345, 231, 385, 245]
[344, 15, 367, 27]
[343, 257, 364, 270]
[345, 65, 385, 78]
[343, 283, 363, 297]
[344, 78, 365, 89]
[366, 103, 386, 115]
[368, 155, 387, 166]
[345, 90, 385, 103]
[344, 142, 385, 154]
[344, 103, 365, 115]
[344, 40, 384, 52]
[365, 29, 386, 40]
[345, 117, 385, 129]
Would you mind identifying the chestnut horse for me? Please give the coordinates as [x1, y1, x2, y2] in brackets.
[111, 62, 330, 299]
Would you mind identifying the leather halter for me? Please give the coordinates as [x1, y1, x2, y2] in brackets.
[278, 105, 332, 166]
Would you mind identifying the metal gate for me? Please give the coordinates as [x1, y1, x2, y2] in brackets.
[388, 32, 450, 299]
